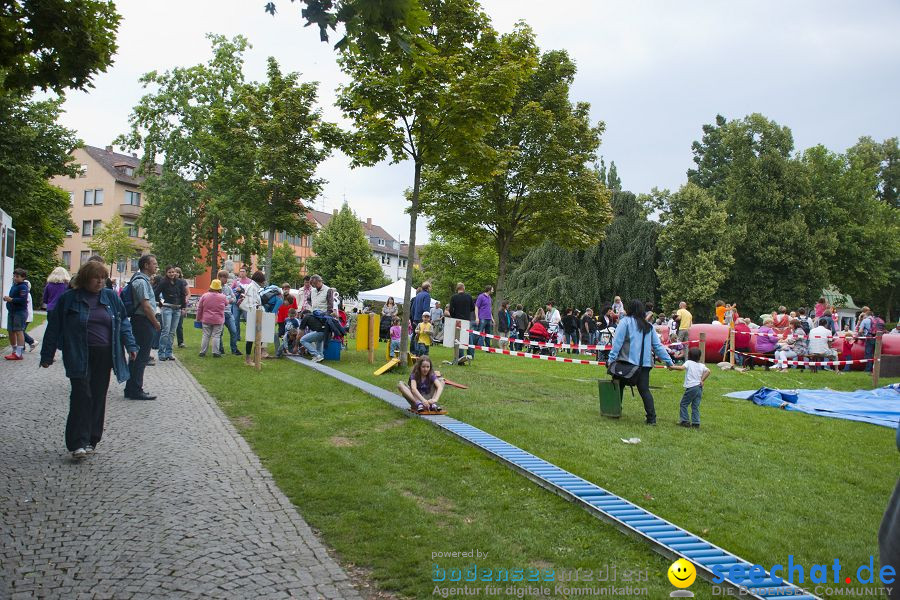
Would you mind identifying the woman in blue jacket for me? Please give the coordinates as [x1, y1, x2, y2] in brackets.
[40, 261, 139, 460]
[607, 299, 674, 425]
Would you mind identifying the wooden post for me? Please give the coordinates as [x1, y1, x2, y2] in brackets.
[367, 313, 375, 364]
[729, 329, 736, 366]
[455, 320, 462, 361]
[254, 309, 263, 371]
[872, 332, 883, 387]
[699, 331, 707, 363]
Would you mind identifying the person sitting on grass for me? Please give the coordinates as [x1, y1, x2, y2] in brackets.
[415, 311, 433, 356]
[389, 316, 402, 358]
[398, 355, 445, 414]
[668, 347, 710, 428]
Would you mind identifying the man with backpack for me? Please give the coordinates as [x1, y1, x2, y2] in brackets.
[123, 254, 161, 400]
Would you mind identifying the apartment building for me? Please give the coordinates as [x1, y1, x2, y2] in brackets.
[49, 145, 154, 282]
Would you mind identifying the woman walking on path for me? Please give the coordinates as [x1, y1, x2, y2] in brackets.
[196, 279, 228, 357]
[42, 267, 70, 312]
[40, 261, 138, 460]
[607, 299, 674, 425]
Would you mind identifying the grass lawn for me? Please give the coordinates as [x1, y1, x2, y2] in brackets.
[27, 313, 46, 331]
[174, 320, 899, 599]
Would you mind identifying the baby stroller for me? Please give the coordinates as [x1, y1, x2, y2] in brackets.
[527, 321, 557, 356]
[596, 325, 615, 362]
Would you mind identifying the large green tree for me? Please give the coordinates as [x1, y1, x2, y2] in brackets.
[419, 233, 497, 304]
[0, 0, 120, 93]
[267, 242, 302, 288]
[0, 87, 78, 298]
[688, 113, 833, 316]
[847, 136, 899, 209]
[305, 204, 386, 299]
[655, 183, 733, 318]
[336, 0, 535, 360]
[419, 49, 611, 317]
[228, 57, 334, 279]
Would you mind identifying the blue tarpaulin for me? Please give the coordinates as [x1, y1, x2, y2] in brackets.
[724, 384, 900, 428]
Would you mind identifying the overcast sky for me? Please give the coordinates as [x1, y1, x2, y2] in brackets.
[57, 0, 900, 243]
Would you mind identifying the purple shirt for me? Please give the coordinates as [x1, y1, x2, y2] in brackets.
[42, 282, 68, 311]
[410, 372, 437, 396]
[84, 291, 112, 346]
[475, 293, 493, 321]
[755, 326, 778, 353]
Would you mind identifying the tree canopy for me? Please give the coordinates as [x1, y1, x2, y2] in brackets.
[305, 203, 386, 299]
[88, 215, 140, 268]
[420, 233, 498, 304]
[419, 48, 611, 317]
[268, 242, 302, 288]
[0, 0, 120, 93]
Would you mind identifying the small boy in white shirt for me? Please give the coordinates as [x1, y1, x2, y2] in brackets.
[668, 347, 710, 428]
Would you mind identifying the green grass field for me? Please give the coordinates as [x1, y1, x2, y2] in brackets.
[175, 320, 899, 599]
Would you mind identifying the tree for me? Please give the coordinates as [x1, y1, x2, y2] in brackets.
[0, 88, 78, 300]
[136, 171, 206, 277]
[420, 233, 497, 304]
[504, 189, 659, 312]
[268, 242, 302, 288]
[655, 183, 733, 318]
[88, 215, 140, 267]
[0, 0, 120, 93]
[305, 203, 386, 299]
[231, 57, 334, 280]
[419, 49, 611, 318]
[688, 113, 833, 316]
[118, 35, 252, 274]
[336, 0, 536, 361]
[847, 136, 899, 209]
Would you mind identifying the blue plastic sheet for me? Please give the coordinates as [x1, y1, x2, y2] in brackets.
[724, 384, 900, 428]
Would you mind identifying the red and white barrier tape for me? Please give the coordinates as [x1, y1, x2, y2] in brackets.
[457, 343, 668, 368]
[464, 329, 612, 351]
[732, 351, 875, 367]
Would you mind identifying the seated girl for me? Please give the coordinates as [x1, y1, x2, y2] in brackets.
[398, 356, 445, 414]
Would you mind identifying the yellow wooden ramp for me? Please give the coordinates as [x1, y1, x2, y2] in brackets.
[373, 358, 400, 376]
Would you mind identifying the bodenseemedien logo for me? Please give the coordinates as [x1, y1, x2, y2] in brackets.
[668, 558, 696, 597]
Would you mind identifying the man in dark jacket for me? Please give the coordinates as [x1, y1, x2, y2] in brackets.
[298, 310, 327, 362]
[446, 282, 475, 361]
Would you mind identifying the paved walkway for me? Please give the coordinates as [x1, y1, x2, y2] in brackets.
[0, 325, 363, 600]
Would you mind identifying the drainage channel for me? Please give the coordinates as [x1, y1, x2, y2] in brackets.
[290, 357, 820, 600]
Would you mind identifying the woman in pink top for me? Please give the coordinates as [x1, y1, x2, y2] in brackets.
[196, 279, 229, 357]
[814, 297, 827, 319]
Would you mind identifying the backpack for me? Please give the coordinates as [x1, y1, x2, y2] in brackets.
[259, 285, 280, 307]
[120, 273, 144, 316]
[871, 316, 886, 334]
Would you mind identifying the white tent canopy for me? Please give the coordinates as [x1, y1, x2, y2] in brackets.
[357, 279, 437, 308]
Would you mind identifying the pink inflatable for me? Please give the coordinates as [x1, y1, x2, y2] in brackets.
[681, 324, 899, 371]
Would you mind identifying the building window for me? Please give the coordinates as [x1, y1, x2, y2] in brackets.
[84, 189, 95, 206]
[62, 251, 71, 270]
[124, 190, 141, 206]
[68, 191, 74, 206]
[80, 250, 90, 265]
[377, 238, 385, 246]
[92, 219, 103, 235]
[76, 164, 86, 178]
[124, 220, 138, 237]
[400, 258, 407, 268]
[66, 230, 73, 238]
[130, 255, 140, 272]
[94, 188, 104, 205]
[121, 166, 135, 177]
[385, 256, 391, 265]
[82, 220, 92, 236]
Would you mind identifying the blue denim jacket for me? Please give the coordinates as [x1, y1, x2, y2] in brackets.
[608, 316, 673, 367]
[41, 288, 139, 382]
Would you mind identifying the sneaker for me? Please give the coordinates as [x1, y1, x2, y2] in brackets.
[231, 350, 242, 356]
[178, 343, 186, 348]
[146, 357, 156, 366]
[312, 355, 325, 363]
[85, 445, 95, 454]
[28, 342, 37, 352]
[6, 354, 23, 361]
[678, 421, 691, 428]
[212, 353, 222, 358]
[72, 448, 87, 460]
[198, 352, 206, 357]
[691, 424, 701, 429]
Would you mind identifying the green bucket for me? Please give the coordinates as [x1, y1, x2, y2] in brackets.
[599, 380, 623, 418]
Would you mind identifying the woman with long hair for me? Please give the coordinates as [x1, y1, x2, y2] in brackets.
[241, 270, 267, 365]
[397, 355, 445, 413]
[607, 299, 674, 425]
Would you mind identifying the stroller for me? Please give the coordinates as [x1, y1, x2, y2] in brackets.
[596, 325, 615, 362]
[527, 321, 557, 356]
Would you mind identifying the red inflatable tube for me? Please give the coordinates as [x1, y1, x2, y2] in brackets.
[684, 324, 899, 371]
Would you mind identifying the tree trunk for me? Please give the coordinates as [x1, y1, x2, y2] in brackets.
[211, 218, 220, 274]
[494, 236, 511, 322]
[265, 226, 276, 282]
[399, 160, 422, 366]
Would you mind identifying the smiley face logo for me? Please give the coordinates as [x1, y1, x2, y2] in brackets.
[668, 558, 696, 588]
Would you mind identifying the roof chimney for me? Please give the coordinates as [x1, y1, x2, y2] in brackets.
[105, 145, 112, 152]
[366, 218, 372, 226]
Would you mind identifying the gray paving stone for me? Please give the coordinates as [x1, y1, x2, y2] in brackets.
[1, 326, 362, 599]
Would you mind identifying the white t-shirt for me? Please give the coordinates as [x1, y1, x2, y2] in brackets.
[683, 360, 709, 389]
[807, 326, 833, 355]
